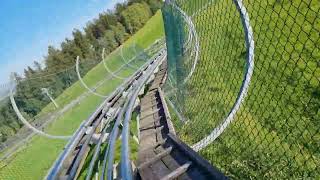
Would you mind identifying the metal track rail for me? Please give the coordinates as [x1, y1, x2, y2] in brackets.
[46, 49, 166, 180]
[105, 50, 167, 180]
[135, 64, 227, 180]
[47, 46, 226, 180]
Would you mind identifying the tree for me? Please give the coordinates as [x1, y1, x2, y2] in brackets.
[33, 61, 42, 72]
[111, 22, 130, 44]
[72, 29, 91, 58]
[120, 3, 152, 34]
[98, 30, 118, 53]
[98, 12, 118, 29]
[24, 66, 35, 78]
[115, 3, 128, 17]
[0, 1, 157, 143]
[145, 0, 162, 14]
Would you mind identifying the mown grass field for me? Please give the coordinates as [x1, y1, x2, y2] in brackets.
[0, 11, 164, 180]
[165, 0, 319, 179]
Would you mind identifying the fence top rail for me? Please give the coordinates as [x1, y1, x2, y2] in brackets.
[46, 47, 166, 179]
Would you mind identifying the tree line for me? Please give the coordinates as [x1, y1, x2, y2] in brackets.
[0, 0, 163, 143]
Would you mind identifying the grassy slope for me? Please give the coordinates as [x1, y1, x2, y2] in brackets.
[0, 11, 164, 180]
[167, 0, 319, 179]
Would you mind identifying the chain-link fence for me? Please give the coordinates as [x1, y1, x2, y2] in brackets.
[0, 41, 163, 179]
[162, 0, 320, 178]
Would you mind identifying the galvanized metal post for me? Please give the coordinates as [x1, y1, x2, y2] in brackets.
[41, 88, 59, 108]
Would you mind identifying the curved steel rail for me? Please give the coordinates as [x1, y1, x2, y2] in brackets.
[120, 44, 140, 70]
[85, 108, 120, 180]
[171, 2, 200, 84]
[121, 52, 166, 180]
[46, 48, 166, 180]
[130, 43, 147, 68]
[163, 73, 188, 123]
[67, 91, 126, 180]
[165, 95, 187, 123]
[103, 49, 166, 180]
[92, 44, 160, 93]
[78, 44, 153, 100]
[5, 58, 98, 84]
[46, 121, 87, 179]
[76, 56, 109, 98]
[102, 42, 164, 81]
[102, 47, 148, 80]
[9, 81, 72, 139]
[102, 48, 129, 80]
[103, 92, 131, 180]
[192, 0, 255, 152]
[46, 59, 150, 178]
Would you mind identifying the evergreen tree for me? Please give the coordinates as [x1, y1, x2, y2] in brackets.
[120, 3, 152, 34]
[0, 0, 159, 142]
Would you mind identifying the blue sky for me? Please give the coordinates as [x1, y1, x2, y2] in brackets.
[0, 0, 124, 83]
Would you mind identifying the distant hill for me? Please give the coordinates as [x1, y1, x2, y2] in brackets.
[0, 0, 163, 142]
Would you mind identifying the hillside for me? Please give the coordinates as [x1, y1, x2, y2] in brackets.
[0, 8, 164, 180]
[0, 0, 162, 143]
[163, 0, 320, 179]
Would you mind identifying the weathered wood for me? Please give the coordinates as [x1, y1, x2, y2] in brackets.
[138, 147, 172, 169]
[160, 162, 192, 180]
[136, 61, 227, 180]
[138, 166, 160, 180]
[139, 139, 166, 153]
[154, 146, 191, 180]
[167, 133, 228, 180]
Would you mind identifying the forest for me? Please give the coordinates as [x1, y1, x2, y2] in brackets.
[0, 0, 162, 143]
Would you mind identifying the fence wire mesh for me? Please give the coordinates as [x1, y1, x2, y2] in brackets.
[162, 0, 320, 178]
[0, 41, 163, 173]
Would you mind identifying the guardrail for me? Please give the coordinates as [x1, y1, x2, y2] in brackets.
[46, 47, 166, 180]
[120, 51, 166, 180]
[104, 50, 166, 180]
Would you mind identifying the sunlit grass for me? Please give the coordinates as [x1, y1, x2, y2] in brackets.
[0, 11, 164, 180]
[166, 0, 320, 178]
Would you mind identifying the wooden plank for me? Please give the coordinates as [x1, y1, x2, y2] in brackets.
[138, 139, 166, 153]
[138, 147, 172, 169]
[167, 133, 228, 180]
[138, 166, 160, 180]
[137, 60, 229, 180]
[154, 146, 191, 180]
[149, 160, 171, 179]
[138, 147, 171, 180]
[160, 162, 191, 180]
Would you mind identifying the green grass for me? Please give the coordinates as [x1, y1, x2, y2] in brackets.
[165, 0, 320, 179]
[77, 110, 140, 179]
[0, 11, 164, 180]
